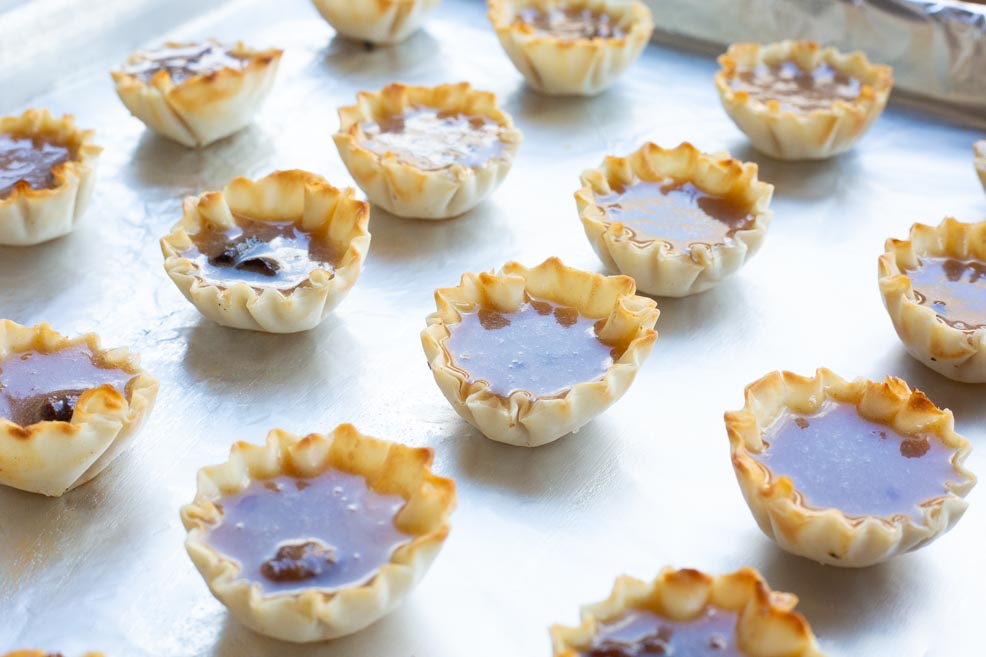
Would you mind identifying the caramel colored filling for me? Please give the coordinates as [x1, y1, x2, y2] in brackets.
[205, 470, 412, 594]
[731, 61, 862, 113]
[123, 42, 247, 85]
[581, 607, 742, 657]
[906, 256, 986, 331]
[516, 7, 624, 40]
[0, 345, 134, 427]
[358, 107, 506, 170]
[0, 133, 71, 199]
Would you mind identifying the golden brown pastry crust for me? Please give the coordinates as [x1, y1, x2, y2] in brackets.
[181, 424, 456, 642]
[311, 0, 442, 44]
[160, 169, 371, 333]
[111, 41, 282, 148]
[421, 257, 658, 447]
[576, 142, 773, 297]
[487, 0, 654, 96]
[975, 141, 986, 194]
[551, 567, 826, 657]
[0, 320, 158, 497]
[0, 109, 101, 246]
[334, 82, 522, 219]
[726, 368, 976, 567]
[714, 40, 893, 160]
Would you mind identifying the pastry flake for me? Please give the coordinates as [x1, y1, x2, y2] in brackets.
[975, 141, 986, 194]
[0, 320, 158, 497]
[111, 40, 282, 148]
[576, 142, 773, 297]
[0, 109, 101, 246]
[879, 217, 986, 382]
[726, 369, 976, 567]
[488, 0, 654, 96]
[421, 257, 658, 447]
[334, 82, 522, 219]
[180, 424, 456, 642]
[714, 40, 893, 160]
[160, 169, 370, 333]
[311, 0, 442, 44]
[551, 567, 825, 657]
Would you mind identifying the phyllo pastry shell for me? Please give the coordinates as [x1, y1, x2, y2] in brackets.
[311, 0, 441, 45]
[334, 82, 522, 220]
[576, 142, 773, 297]
[551, 567, 825, 657]
[0, 109, 101, 246]
[111, 41, 282, 148]
[487, 0, 654, 96]
[180, 424, 456, 642]
[160, 169, 370, 333]
[975, 141, 986, 194]
[0, 320, 158, 497]
[421, 257, 658, 447]
[879, 218, 986, 382]
[726, 369, 976, 568]
[714, 40, 893, 160]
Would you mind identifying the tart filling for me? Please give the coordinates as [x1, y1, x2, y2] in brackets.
[334, 82, 522, 219]
[0, 109, 101, 246]
[488, 0, 654, 96]
[976, 141, 986, 193]
[879, 218, 986, 382]
[181, 424, 456, 642]
[551, 567, 825, 657]
[160, 170, 370, 333]
[311, 0, 441, 45]
[0, 320, 157, 497]
[111, 40, 282, 148]
[576, 142, 772, 297]
[714, 40, 893, 160]
[421, 257, 658, 447]
[726, 369, 976, 567]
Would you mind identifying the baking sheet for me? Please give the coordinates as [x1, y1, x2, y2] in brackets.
[1, 0, 985, 655]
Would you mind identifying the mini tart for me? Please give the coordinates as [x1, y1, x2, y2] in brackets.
[111, 41, 282, 148]
[333, 82, 522, 220]
[551, 567, 825, 657]
[0, 109, 101, 246]
[575, 142, 773, 298]
[311, 0, 441, 45]
[975, 141, 986, 193]
[879, 218, 986, 382]
[0, 320, 158, 497]
[180, 424, 456, 643]
[160, 170, 371, 333]
[714, 40, 893, 160]
[487, 0, 654, 96]
[421, 257, 658, 447]
[726, 369, 976, 568]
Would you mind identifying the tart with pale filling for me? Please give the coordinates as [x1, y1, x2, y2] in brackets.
[421, 257, 658, 447]
[714, 40, 893, 160]
[160, 170, 370, 333]
[0, 320, 158, 497]
[311, 0, 441, 44]
[975, 141, 986, 194]
[0, 109, 101, 246]
[488, 0, 654, 96]
[181, 424, 456, 642]
[576, 142, 773, 297]
[334, 82, 522, 219]
[726, 369, 976, 567]
[111, 40, 282, 148]
[551, 567, 825, 657]
[879, 217, 986, 382]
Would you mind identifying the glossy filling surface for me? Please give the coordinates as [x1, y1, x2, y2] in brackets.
[358, 107, 506, 170]
[205, 470, 412, 594]
[595, 179, 754, 251]
[0, 133, 71, 199]
[516, 7, 624, 40]
[182, 214, 338, 290]
[754, 401, 959, 522]
[731, 61, 862, 113]
[581, 607, 742, 657]
[443, 296, 618, 397]
[123, 42, 247, 85]
[0, 345, 134, 427]
[906, 256, 986, 330]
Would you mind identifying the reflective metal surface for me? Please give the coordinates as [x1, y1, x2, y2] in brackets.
[1, 1, 985, 655]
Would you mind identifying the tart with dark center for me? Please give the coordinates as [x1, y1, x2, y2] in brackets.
[311, 0, 441, 44]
